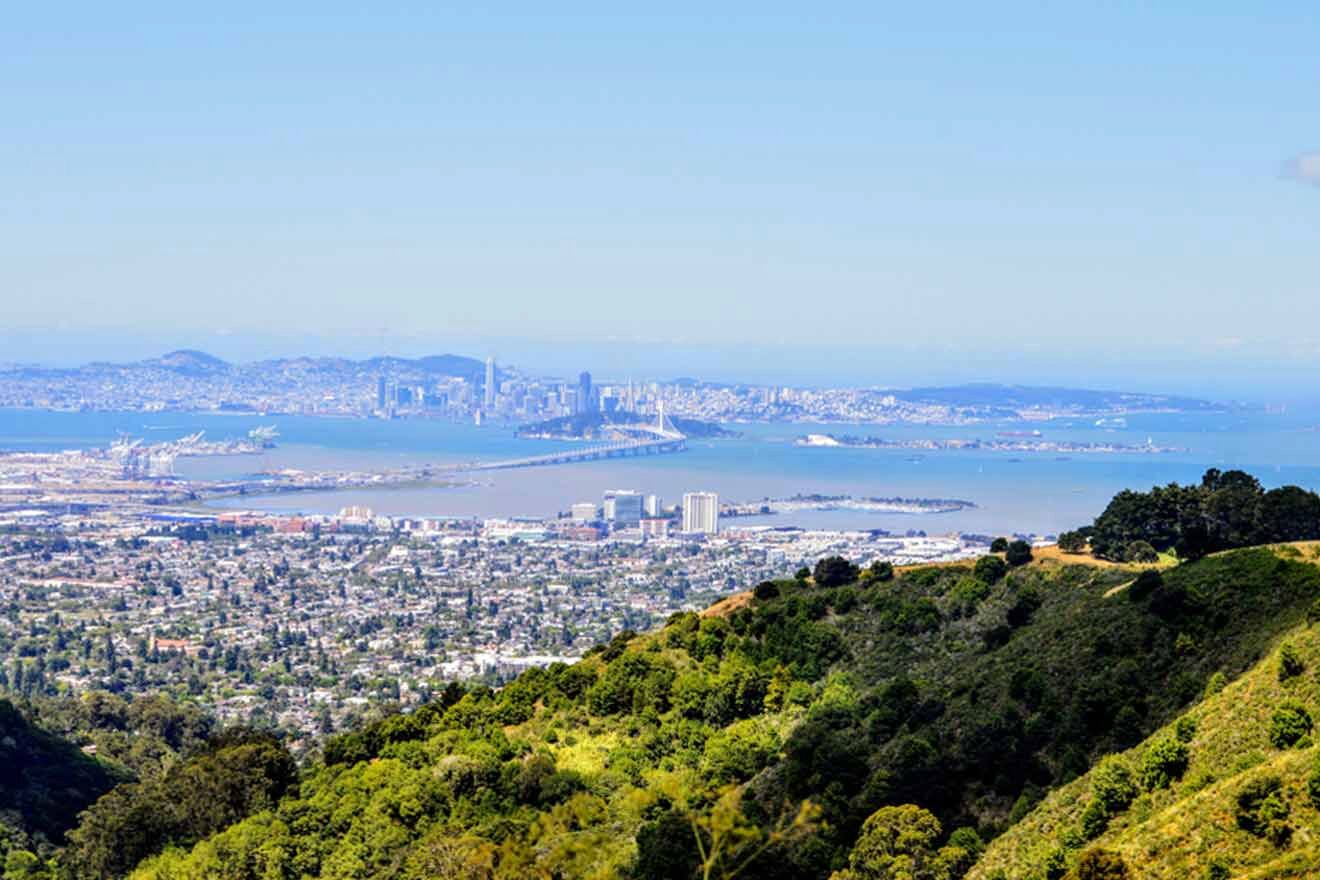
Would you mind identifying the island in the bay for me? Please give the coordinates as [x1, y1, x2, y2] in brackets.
[796, 431, 1186, 455]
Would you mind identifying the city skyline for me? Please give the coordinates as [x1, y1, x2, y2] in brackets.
[5, 5, 1320, 400]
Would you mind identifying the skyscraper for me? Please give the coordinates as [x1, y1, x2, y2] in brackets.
[577, 371, 595, 415]
[375, 376, 387, 411]
[484, 357, 496, 410]
[682, 492, 719, 534]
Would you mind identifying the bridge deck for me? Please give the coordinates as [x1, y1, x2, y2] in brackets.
[454, 436, 687, 471]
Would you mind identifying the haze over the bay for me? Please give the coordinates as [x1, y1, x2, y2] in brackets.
[5, 4, 1320, 399]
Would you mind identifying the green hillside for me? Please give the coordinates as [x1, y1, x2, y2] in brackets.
[105, 543, 1320, 880]
[0, 698, 128, 849]
[970, 544, 1320, 880]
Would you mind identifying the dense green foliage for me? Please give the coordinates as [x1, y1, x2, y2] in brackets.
[62, 728, 297, 878]
[0, 699, 128, 848]
[971, 577, 1320, 880]
[1085, 469, 1320, 560]
[80, 543, 1320, 880]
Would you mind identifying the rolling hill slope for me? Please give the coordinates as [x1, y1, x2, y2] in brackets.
[970, 545, 1320, 880]
[108, 545, 1320, 880]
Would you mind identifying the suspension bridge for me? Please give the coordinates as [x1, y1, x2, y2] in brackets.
[453, 406, 687, 472]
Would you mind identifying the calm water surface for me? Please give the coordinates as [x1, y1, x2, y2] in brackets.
[3, 408, 1319, 535]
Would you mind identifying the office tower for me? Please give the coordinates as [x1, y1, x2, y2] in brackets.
[682, 492, 720, 534]
[484, 357, 496, 410]
[376, 376, 387, 410]
[644, 494, 662, 517]
[578, 371, 595, 415]
[603, 489, 643, 527]
[570, 502, 598, 521]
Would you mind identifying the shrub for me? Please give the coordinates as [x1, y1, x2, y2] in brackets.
[1278, 643, 1305, 681]
[1079, 758, 1137, 839]
[1058, 530, 1088, 553]
[1139, 737, 1189, 790]
[1005, 540, 1034, 567]
[1204, 671, 1227, 698]
[1269, 702, 1313, 748]
[1174, 716, 1197, 744]
[1079, 798, 1110, 840]
[1123, 541, 1159, 564]
[1205, 862, 1230, 880]
[753, 581, 780, 601]
[1308, 597, 1320, 627]
[1308, 752, 1320, 811]
[949, 576, 992, 617]
[1006, 589, 1043, 628]
[974, 555, 1008, 584]
[990, 537, 1009, 553]
[865, 560, 895, 582]
[1235, 776, 1291, 845]
[813, 556, 860, 588]
[1072, 848, 1132, 880]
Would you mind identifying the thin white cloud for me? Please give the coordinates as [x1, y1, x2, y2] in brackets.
[1283, 152, 1320, 186]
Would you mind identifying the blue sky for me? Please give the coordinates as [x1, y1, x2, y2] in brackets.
[3, 4, 1319, 396]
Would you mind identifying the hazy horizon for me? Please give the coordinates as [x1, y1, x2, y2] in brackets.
[3, 328, 1317, 406]
[6, 5, 1320, 402]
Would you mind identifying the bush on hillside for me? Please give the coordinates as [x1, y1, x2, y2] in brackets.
[865, 560, 895, 582]
[1305, 754, 1320, 813]
[1123, 541, 1159, 564]
[1006, 540, 1034, 567]
[1278, 643, 1305, 681]
[1139, 736, 1189, 790]
[1268, 702, 1313, 748]
[974, 555, 1009, 584]
[948, 576, 991, 618]
[1079, 758, 1137, 840]
[814, 556, 859, 588]
[990, 537, 1009, 553]
[1235, 776, 1292, 845]
[1067, 848, 1132, 880]
[1058, 531, 1088, 554]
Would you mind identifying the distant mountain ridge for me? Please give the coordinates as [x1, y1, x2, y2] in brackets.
[5, 350, 488, 381]
[2, 353, 1228, 409]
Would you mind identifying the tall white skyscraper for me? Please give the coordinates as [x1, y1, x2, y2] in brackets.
[483, 357, 496, 409]
[682, 491, 719, 534]
[644, 494, 662, 517]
